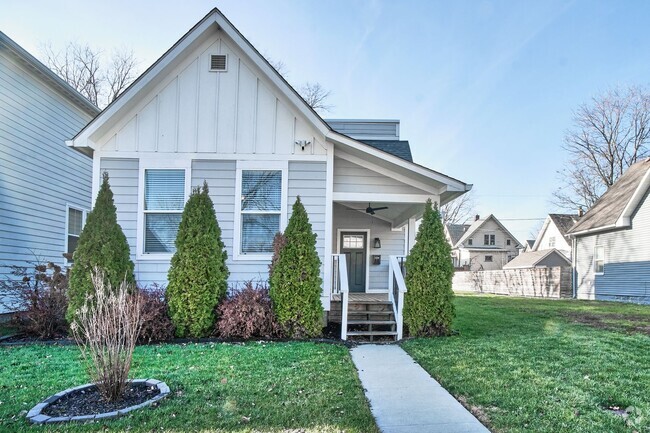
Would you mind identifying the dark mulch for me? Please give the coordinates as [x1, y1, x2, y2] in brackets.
[43, 383, 160, 417]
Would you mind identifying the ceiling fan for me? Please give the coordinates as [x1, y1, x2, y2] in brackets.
[347, 203, 389, 215]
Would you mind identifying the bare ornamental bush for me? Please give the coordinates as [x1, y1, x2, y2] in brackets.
[70, 270, 142, 402]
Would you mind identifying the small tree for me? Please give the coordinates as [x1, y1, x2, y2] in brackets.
[270, 197, 323, 338]
[403, 199, 455, 336]
[67, 172, 134, 323]
[166, 182, 228, 338]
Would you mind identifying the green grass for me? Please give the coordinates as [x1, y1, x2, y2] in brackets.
[0, 342, 379, 433]
[402, 294, 650, 433]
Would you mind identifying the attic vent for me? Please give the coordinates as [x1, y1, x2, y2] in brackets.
[210, 54, 227, 71]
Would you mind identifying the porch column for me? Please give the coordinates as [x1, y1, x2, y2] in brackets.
[407, 217, 417, 253]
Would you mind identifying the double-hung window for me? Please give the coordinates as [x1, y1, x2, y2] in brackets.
[484, 234, 495, 246]
[65, 206, 86, 263]
[143, 169, 185, 254]
[594, 246, 605, 274]
[239, 170, 282, 255]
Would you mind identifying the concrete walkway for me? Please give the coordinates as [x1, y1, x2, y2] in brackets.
[350, 345, 490, 433]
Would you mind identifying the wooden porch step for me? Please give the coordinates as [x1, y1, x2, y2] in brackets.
[348, 320, 396, 325]
[346, 330, 398, 337]
[348, 300, 393, 306]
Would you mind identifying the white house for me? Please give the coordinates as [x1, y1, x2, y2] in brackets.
[531, 214, 580, 259]
[445, 215, 520, 270]
[0, 32, 100, 312]
[66, 8, 472, 338]
[568, 158, 650, 303]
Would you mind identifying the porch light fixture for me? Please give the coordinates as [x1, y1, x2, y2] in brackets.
[295, 139, 311, 151]
[373, 237, 381, 248]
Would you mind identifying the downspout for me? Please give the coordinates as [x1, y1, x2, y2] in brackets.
[571, 236, 577, 298]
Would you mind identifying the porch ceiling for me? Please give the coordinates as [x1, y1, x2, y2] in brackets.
[336, 201, 424, 227]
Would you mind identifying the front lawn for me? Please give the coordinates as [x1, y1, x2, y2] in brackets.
[0, 342, 379, 433]
[402, 294, 650, 433]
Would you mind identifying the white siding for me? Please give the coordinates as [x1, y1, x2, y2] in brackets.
[333, 157, 428, 195]
[536, 219, 571, 258]
[575, 190, 650, 301]
[94, 31, 325, 157]
[332, 203, 405, 291]
[0, 49, 94, 280]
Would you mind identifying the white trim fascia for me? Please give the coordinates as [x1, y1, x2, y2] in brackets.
[531, 216, 552, 252]
[94, 151, 327, 162]
[617, 166, 650, 227]
[335, 150, 441, 195]
[91, 152, 102, 207]
[326, 132, 470, 192]
[333, 192, 435, 203]
[336, 229, 371, 293]
[568, 223, 619, 237]
[233, 160, 288, 261]
[136, 158, 192, 261]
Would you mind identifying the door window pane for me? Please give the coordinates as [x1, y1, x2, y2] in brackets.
[343, 235, 364, 249]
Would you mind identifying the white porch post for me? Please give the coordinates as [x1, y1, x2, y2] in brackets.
[322, 141, 334, 311]
[407, 217, 417, 253]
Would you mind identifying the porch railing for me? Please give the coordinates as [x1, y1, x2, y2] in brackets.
[388, 255, 407, 340]
[331, 254, 349, 340]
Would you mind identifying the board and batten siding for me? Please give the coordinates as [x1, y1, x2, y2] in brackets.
[333, 157, 428, 195]
[99, 158, 328, 290]
[332, 203, 405, 291]
[95, 30, 325, 157]
[575, 189, 650, 302]
[575, 191, 650, 302]
[0, 48, 94, 282]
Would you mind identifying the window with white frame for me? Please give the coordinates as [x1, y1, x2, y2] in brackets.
[549, 236, 556, 248]
[143, 169, 185, 254]
[594, 245, 605, 274]
[66, 206, 85, 262]
[484, 234, 495, 246]
[239, 170, 282, 255]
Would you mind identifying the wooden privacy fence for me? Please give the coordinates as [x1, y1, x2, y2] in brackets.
[453, 267, 572, 298]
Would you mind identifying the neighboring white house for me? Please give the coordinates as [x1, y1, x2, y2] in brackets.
[445, 215, 520, 270]
[568, 158, 650, 303]
[531, 214, 580, 259]
[66, 8, 472, 320]
[0, 32, 100, 312]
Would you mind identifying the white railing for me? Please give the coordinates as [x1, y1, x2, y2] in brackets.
[331, 254, 349, 340]
[388, 255, 407, 340]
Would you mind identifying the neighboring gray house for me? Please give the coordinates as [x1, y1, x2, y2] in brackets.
[66, 8, 471, 339]
[0, 32, 99, 310]
[568, 158, 650, 302]
[502, 249, 570, 270]
[445, 215, 521, 270]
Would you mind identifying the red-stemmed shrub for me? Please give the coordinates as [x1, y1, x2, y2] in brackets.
[215, 282, 282, 339]
[0, 262, 68, 339]
[137, 285, 175, 344]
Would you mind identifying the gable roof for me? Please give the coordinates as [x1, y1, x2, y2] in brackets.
[358, 140, 412, 162]
[454, 214, 521, 248]
[67, 7, 471, 201]
[502, 249, 571, 269]
[525, 240, 535, 249]
[568, 158, 650, 236]
[0, 31, 99, 117]
[445, 223, 471, 245]
[532, 213, 580, 251]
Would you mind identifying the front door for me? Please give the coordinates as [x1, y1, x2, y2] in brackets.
[340, 232, 367, 293]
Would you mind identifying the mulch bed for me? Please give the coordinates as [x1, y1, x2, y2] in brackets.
[42, 383, 160, 418]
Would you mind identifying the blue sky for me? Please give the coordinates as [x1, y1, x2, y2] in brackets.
[2, 0, 649, 242]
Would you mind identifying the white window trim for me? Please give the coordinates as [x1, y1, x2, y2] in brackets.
[136, 158, 191, 261]
[64, 204, 88, 266]
[594, 245, 605, 275]
[233, 160, 288, 261]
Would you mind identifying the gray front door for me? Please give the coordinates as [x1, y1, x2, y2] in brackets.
[340, 232, 367, 293]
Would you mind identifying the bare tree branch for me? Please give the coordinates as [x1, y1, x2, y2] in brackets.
[441, 191, 476, 225]
[299, 82, 332, 113]
[41, 41, 138, 108]
[554, 86, 650, 210]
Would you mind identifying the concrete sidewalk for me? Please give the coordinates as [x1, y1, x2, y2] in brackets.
[350, 345, 490, 433]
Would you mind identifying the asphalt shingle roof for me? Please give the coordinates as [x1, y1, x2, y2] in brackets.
[446, 224, 470, 245]
[568, 158, 650, 234]
[358, 140, 413, 162]
[502, 249, 570, 269]
[548, 214, 580, 243]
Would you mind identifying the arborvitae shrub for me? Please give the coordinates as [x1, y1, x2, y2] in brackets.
[67, 172, 134, 323]
[403, 199, 455, 336]
[215, 281, 282, 340]
[269, 196, 323, 338]
[268, 232, 287, 279]
[166, 182, 228, 338]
